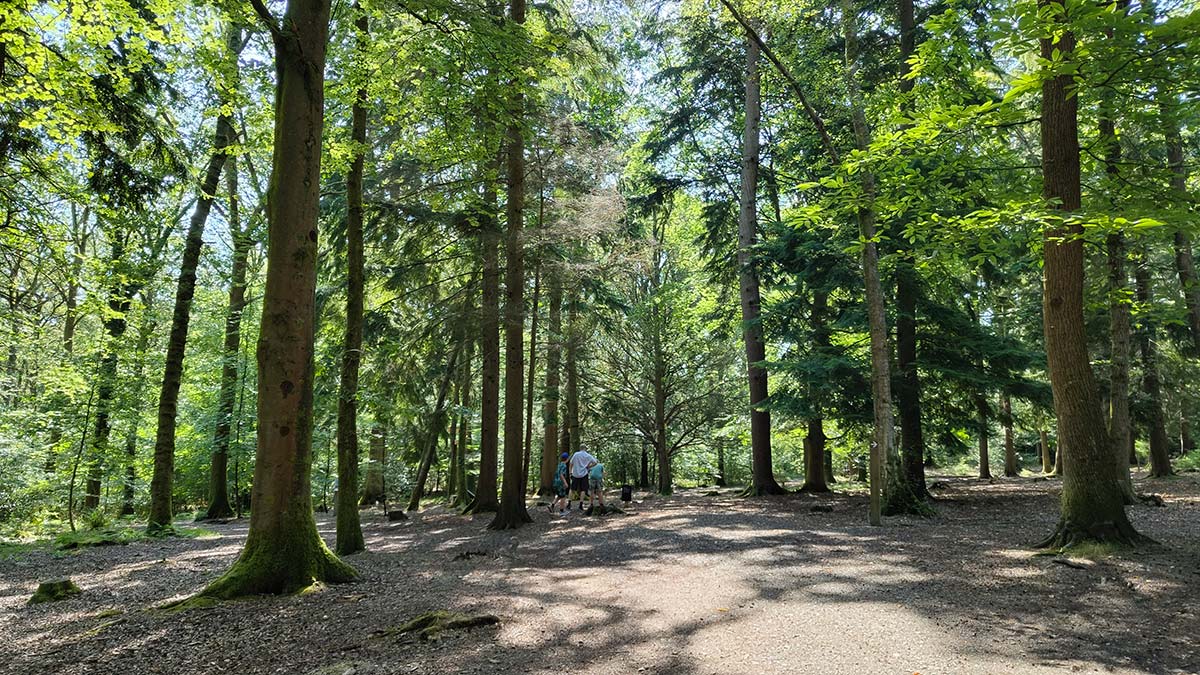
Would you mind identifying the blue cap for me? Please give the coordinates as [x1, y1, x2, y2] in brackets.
[561, 452, 569, 459]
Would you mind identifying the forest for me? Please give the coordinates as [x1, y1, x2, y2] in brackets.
[1, 0, 1199, 673]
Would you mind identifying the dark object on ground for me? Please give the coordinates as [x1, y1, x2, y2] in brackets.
[384, 611, 500, 641]
[585, 506, 594, 516]
[29, 580, 82, 604]
[1051, 558, 1089, 570]
[928, 481, 948, 490]
[621, 485, 633, 503]
[810, 504, 833, 513]
[452, 549, 488, 561]
[1137, 493, 1166, 507]
[386, 510, 408, 522]
[704, 490, 721, 497]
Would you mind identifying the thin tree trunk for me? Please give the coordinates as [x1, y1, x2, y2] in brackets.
[716, 443, 726, 487]
[87, 243, 135, 512]
[206, 154, 250, 520]
[361, 423, 386, 505]
[409, 346, 462, 511]
[466, 170, 501, 515]
[1002, 394, 1018, 477]
[148, 28, 240, 529]
[539, 269, 562, 496]
[491, 0, 533, 528]
[334, 3, 369, 555]
[201, 0, 356, 598]
[560, 295, 580, 456]
[522, 262, 540, 495]
[1037, 0, 1142, 548]
[842, 0, 915, 520]
[1040, 430, 1053, 474]
[737, 34, 783, 497]
[1165, 122, 1200, 356]
[894, 0, 929, 501]
[121, 290, 157, 516]
[976, 393, 991, 479]
[1134, 250, 1174, 478]
[453, 337, 474, 508]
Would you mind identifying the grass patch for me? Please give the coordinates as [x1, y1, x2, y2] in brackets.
[54, 526, 144, 550]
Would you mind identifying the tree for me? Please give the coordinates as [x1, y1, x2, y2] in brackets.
[200, 0, 356, 598]
[1036, 0, 1143, 549]
[334, 0, 370, 556]
[737, 33, 784, 497]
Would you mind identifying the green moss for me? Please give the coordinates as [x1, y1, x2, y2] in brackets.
[1060, 541, 1121, 559]
[158, 595, 222, 614]
[54, 527, 144, 550]
[29, 579, 81, 604]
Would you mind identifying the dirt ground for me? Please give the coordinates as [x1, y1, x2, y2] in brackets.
[2, 472, 1199, 675]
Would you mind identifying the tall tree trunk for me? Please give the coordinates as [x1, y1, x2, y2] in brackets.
[121, 290, 157, 516]
[200, 0, 356, 598]
[1001, 394, 1019, 477]
[1100, 62, 1136, 503]
[86, 243, 134, 512]
[842, 0, 917, 520]
[452, 337, 474, 508]
[976, 393, 991, 479]
[521, 263, 540, 495]
[1037, 1, 1142, 548]
[447, 384, 460, 500]
[334, 3, 370, 555]
[148, 27, 241, 530]
[206, 154, 250, 520]
[491, 0, 533, 529]
[1164, 122, 1200, 356]
[640, 444, 649, 489]
[1134, 250, 1174, 478]
[716, 442, 726, 487]
[539, 269, 562, 495]
[894, 0, 929, 502]
[653, 311, 671, 495]
[466, 173, 501, 515]
[738, 34, 783, 497]
[560, 295, 580, 456]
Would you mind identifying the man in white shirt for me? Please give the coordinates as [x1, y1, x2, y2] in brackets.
[568, 446, 597, 512]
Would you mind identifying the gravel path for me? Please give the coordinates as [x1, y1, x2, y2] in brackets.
[2, 472, 1199, 675]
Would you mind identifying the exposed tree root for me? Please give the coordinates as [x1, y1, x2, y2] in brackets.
[797, 483, 831, 495]
[740, 483, 788, 497]
[1036, 517, 1156, 551]
[487, 510, 533, 530]
[380, 611, 500, 641]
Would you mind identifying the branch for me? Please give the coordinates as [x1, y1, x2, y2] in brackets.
[248, 0, 284, 41]
[716, 0, 840, 164]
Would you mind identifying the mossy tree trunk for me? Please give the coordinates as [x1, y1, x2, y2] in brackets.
[1036, 1, 1143, 549]
[491, 0, 533, 529]
[201, 0, 356, 597]
[334, 2, 370, 556]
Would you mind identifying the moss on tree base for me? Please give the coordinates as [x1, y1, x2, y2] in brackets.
[199, 527, 357, 599]
[882, 487, 934, 518]
[1036, 517, 1154, 551]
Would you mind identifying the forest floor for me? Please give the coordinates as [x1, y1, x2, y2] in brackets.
[2, 472, 1199, 675]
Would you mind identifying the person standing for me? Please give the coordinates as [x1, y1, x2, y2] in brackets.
[550, 452, 570, 515]
[568, 445, 597, 512]
[587, 459, 605, 515]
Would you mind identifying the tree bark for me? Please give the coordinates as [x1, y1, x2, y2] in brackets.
[738, 34, 783, 497]
[201, 0, 356, 597]
[206, 143, 251, 521]
[1002, 394, 1018, 477]
[842, 0, 918, 520]
[466, 171, 501, 515]
[894, 0, 929, 501]
[976, 393, 991, 479]
[121, 290, 157, 516]
[801, 417, 829, 493]
[522, 263, 540, 495]
[1040, 429, 1052, 474]
[360, 423, 386, 505]
[408, 345, 462, 511]
[1134, 250, 1174, 478]
[1106, 232, 1136, 501]
[539, 269, 562, 496]
[148, 26, 242, 530]
[491, 0, 533, 529]
[1164, 122, 1200, 356]
[452, 337, 474, 508]
[334, 3, 369, 555]
[86, 243, 135, 512]
[1037, 0, 1142, 548]
[560, 295, 580, 456]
